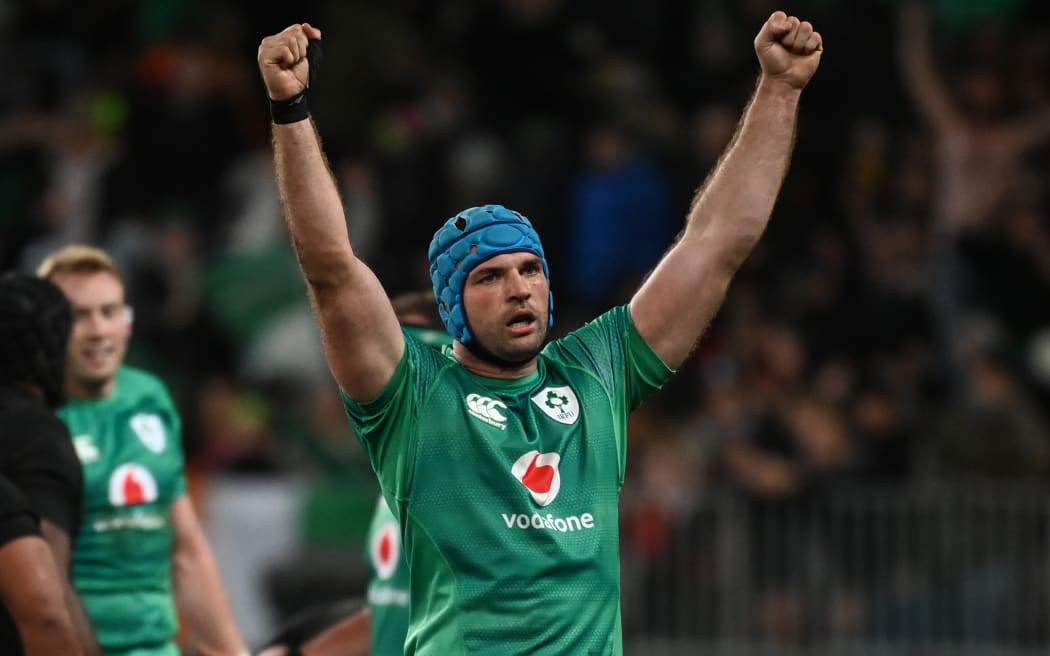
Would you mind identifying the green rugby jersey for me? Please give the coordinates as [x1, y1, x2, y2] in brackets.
[366, 495, 410, 655]
[344, 305, 673, 655]
[364, 324, 452, 655]
[58, 366, 186, 655]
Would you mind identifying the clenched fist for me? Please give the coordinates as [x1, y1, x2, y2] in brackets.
[754, 12, 822, 90]
[257, 23, 322, 101]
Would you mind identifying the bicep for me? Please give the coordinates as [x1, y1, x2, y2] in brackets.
[630, 233, 736, 368]
[302, 607, 371, 656]
[39, 519, 71, 573]
[0, 535, 67, 615]
[309, 259, 405, 402]
[22, 472, 81, 540]
[171, 495, 207, 556]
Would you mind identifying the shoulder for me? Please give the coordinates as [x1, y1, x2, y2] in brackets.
[119, 366, 168, 390]
[118, 367, 177, 404]
[0, 476, 39, 545]
[0, 398, 71, 444]
[404, 331, 459, 378]
[544, 306, 632, 352]
[0, 404, 79, 483]
[0, 475, 29, 513]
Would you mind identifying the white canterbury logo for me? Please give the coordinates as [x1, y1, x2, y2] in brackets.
[466, 393, 507, 429]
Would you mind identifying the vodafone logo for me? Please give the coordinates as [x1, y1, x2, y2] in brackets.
[370, 521, 401, 581]
[108, 464, 158, 506]
[466, 393, 507, 430]
[511, 450, 561, 507]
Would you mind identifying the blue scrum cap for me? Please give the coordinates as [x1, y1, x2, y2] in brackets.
[428, 204, 554, 343]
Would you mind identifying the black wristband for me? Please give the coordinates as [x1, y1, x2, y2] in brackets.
[270, 93, 309, 124]
[268, 38, 323, 125]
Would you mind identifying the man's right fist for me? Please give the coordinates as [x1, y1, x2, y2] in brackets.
[257, 23, 322, 101]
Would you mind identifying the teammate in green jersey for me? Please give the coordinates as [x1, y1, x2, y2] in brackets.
[37, 245, 248, 656]
[258, 10, 822, 655]
[366, 291, 452, 655]
[258, 291, 451, 656]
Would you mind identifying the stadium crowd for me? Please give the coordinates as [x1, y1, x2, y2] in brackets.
[2, 0, 1050, 650]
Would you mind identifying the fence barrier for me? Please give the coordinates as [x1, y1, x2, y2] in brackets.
[621, 483, 1050, 656]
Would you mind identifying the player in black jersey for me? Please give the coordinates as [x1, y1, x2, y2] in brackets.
[0, 272, 100, 655]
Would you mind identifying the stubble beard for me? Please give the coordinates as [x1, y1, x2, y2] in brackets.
[467, 322, 549, 369]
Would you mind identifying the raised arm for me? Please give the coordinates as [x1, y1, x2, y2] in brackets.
[258, 23, 403, 401]
[630, 11, 822, 368]
[897, 3, 964, 131]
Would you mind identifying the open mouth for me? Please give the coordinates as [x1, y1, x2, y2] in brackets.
[507, 311, 537, 331]
[82, 343, 116, 365]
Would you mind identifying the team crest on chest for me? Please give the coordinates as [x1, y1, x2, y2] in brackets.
[530, 386, 580, 425]
[72, 435, 99, 463]
[108, 464, 158, 506]
[130, 413, 166, 453]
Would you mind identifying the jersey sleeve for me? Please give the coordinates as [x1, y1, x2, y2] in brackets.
[341, 333, 449, 504]
[546, 304, 674, 411]
[7, 410, 84, 539]
[0, 475, 41, 547]
[545, 305, 674, 478]
[153, 376, 188, 499]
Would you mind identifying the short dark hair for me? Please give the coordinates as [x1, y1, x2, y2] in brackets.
[0, 273, 73, 408]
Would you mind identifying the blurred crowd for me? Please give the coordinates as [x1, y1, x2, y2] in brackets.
[3, 0, 1050, 646]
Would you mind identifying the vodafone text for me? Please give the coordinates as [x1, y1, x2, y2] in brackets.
[502, 512, 595, 532]
[369, 586, 409, 607]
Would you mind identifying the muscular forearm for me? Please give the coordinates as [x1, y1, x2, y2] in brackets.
[16, 610, 83, 656]
[686, 77, 800, 266]
[0, 536, 84, 656]
[630, 12, 820, 368]
[173, 545, 246, 655]
[273, 119, 356, 289]
[301, 608, 371, 656]
[260, 22, 405, 400]
[272, 117, 404, 398]
[65, 581, 101, 656]
[630, 77, 801, 367]
[171, 497, 245, 656]
[40, 520, 101, 656]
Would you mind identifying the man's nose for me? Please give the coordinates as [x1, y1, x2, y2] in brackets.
[506, 271, 531, 300]
[78, 312, 105, 334]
